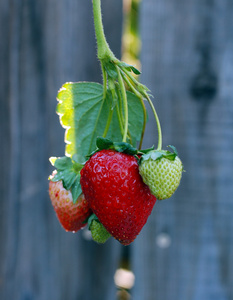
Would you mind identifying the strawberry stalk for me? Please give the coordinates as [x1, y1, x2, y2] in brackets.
[119, 66, 162, 150]
[145, 95, 162, 151]
[117, 68, 128, 142]
[100, 61, 108, 98]
[119, 70, 146, 149]
[92, 0, 162, 150]
[92, 0, 116, 61]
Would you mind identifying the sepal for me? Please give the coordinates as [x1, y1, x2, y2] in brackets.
[49, 156, 84, 203]
[88, 137, 138, 157]
[139, 146, 179, 164]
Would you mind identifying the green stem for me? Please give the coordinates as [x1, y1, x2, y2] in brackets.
[92, 0, 115, 60]
[145, 95, 162, 150]
[120, 67, 162, 150]
[117, 68, 128, 142]
[116, 103, 125, 136]
[101, 62, 108, 98]
[123, 68, 143, 89]
[102, 108, 113, 137]
[100, 61, 110, 137]
[120, 70, 141, 98]
[92, 0, 161, 149]
[138, 98, 146, 150]
[119, 70, 146, 149]
[116, 106, 125, 136]
[116, 86, 125, 136]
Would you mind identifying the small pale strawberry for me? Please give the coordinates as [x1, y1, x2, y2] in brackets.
[90, 219, 111, 244]
[139, 147, 183, 200]
[49, 180, 92, 232]
[48, 156, 92, 232]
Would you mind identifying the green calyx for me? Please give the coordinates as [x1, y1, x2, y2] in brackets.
[49, 155, 85, 203]
[88, 214, 111, 244]
[88, 137, 157, 159]
[88, 137, 138, 156]
[139, 146, 178, 165]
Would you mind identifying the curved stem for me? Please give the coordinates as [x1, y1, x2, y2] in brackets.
[127, 129, 133, 145]
[101, 62, 108, 98]
[123, 68, 144, 89]
[120, 68, 162, 150]
[116, 103, 125, 136]
[116, 86, 125, 136]
[120, 71, 146, 149]
[117, 68, 128, 143]
[138, 98, 147, 150]
[116, 105, 125, 136]
[92, 0, 115, 60]
[145, 95, 162, 150]
[120, 70, 141, 98]
[102, 108, 113, 137]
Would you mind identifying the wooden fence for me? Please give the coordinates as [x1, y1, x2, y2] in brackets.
[1, 0, 233, 299]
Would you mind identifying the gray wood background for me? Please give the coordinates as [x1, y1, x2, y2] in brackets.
[1, 0, 233, 299]
[0, 1, 122, 299]
[132, 0, 233, 300]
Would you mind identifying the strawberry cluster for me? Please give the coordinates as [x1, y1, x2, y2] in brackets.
[48, 138, 183, 245]
[48, 0, 184, 246]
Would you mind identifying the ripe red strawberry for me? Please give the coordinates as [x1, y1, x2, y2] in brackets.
[49, 179, 92, 232]
[80, 149, 156, 245]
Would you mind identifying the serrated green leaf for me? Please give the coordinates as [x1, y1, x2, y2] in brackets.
[57, 82, 145, 157]
[49, 157, 57, 166]
[57, 82, 115, 157]
[54, 156, 73, 170]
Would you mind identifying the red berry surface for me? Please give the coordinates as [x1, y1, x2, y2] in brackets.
[80, 150, 156, 245]
[49, 180, 92, 232]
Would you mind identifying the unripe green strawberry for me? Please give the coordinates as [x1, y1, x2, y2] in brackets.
[139, 148, 183, 200]
[90, 220, 111, 244]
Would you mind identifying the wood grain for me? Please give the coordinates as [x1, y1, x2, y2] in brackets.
[0, 1, 122, 299]
[132, 0, 233, 299]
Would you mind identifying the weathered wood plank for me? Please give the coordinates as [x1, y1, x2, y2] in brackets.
[0, 1, 123, 299]
[132, 0, 233, 299]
